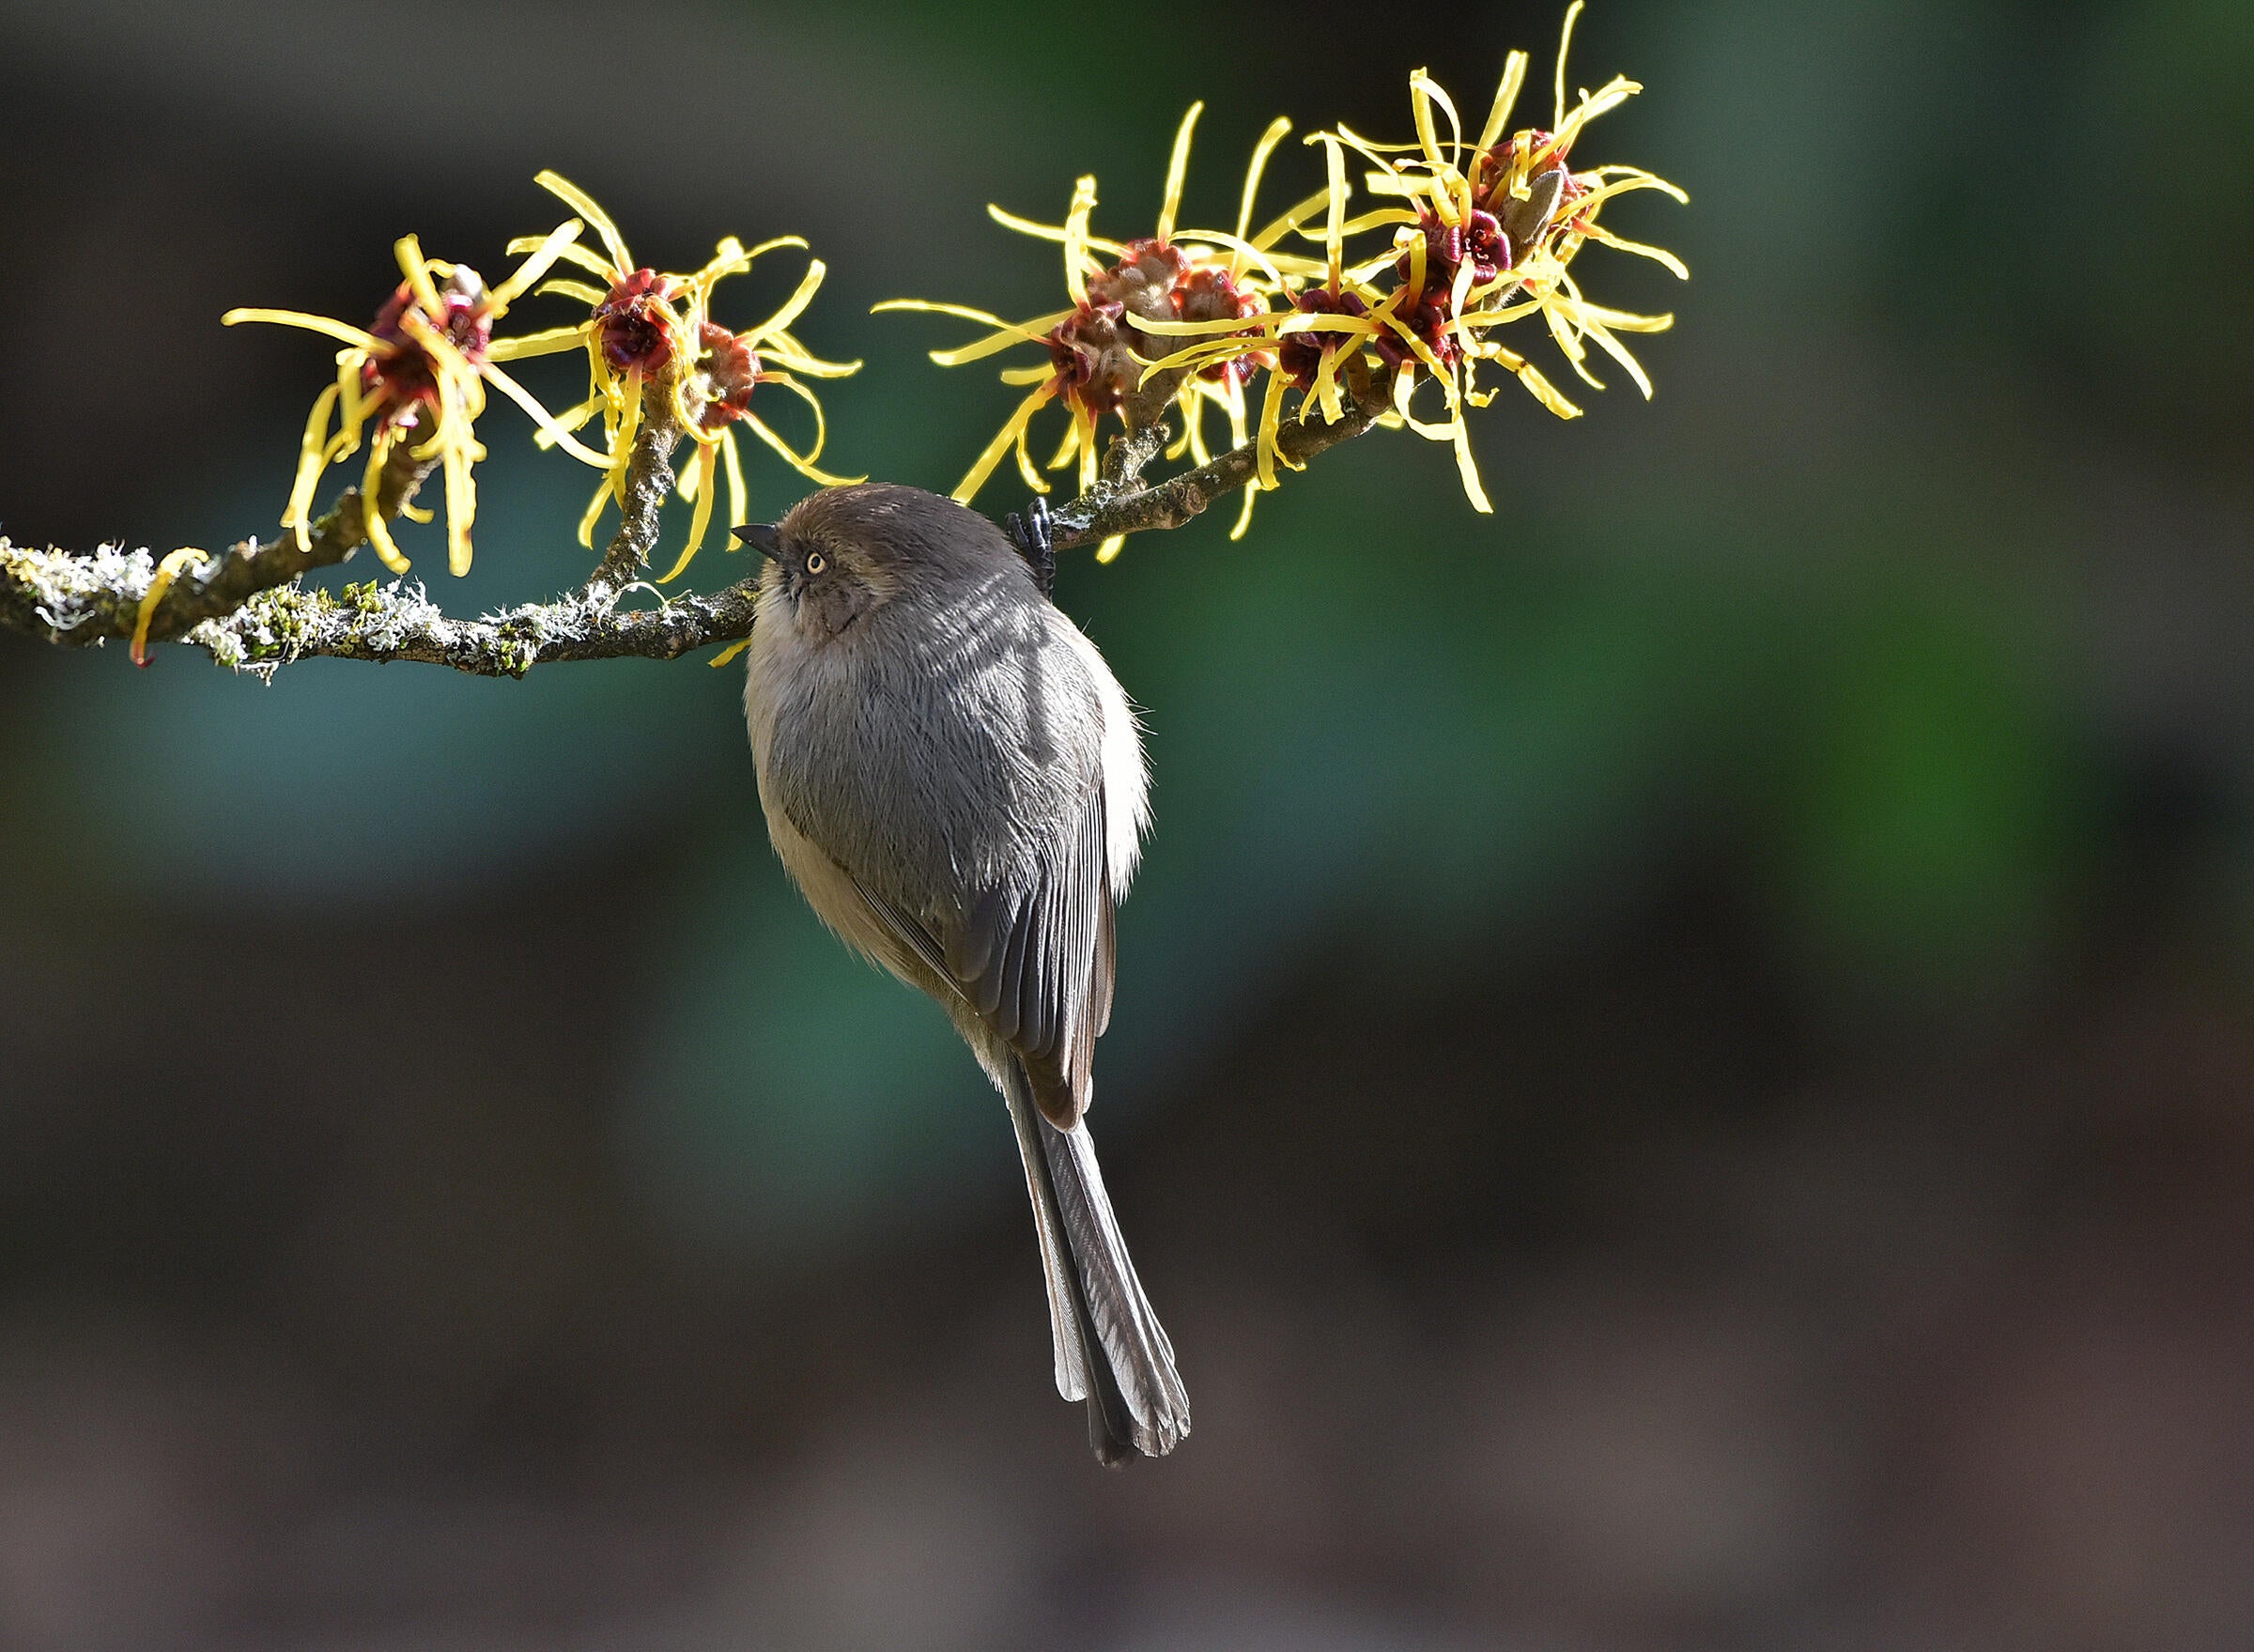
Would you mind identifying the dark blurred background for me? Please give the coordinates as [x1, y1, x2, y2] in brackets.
[3, 0, 2252, 1645]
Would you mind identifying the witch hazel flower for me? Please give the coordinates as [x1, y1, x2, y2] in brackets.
[877, 101, 1319, 545]
[224, 219, 605, 576]
[1136, 127, 1392, 498]
[1332, 1, 1690, 507]
[658, 237, 864, 580]
[1047, 3, 1691, 522]
[482, 173, 861, 579]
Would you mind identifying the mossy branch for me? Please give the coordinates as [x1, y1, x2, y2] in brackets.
[0, 367, 1394, 677]
[0, 440, 437, 653]
[187, 572, 762, 680]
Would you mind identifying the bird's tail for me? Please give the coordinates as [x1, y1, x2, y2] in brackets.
[1002, 1061, 1190, 1463]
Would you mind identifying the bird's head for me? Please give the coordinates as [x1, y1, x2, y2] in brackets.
[735, 483, 1025, 645]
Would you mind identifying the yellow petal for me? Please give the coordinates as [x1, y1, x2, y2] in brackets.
[986, 202, 1127, 258]
[131, 548, 209, 666]
[534, 170, 632, 275]
[722, 426, 749, 533]
[1229, 481, 1258, 541]
[873, 297, 1016, 327]
[534, 276, 611, 308]
[1046, 416, 1081, 472]
[488, 217, 586, 309]
[1451, 417, 1492, 514]
[285, 382, 345, 538]
[759, 338, 863, 378]
[362, 433, 411, 574]
[1310, 342, 1346, 425]
[657, 442, 720, 583]
[1330, 123, 1422, 154]
[442, 431, 476, 576]
[954, 382, 1058, 504]
[223, 308, 378, 348]
[1515, 361, 1582, 419]
[1135, 310, 1278, 337]
[1321, 133, 1348, 287]
[998, 396, 1042, 491]
[744, 257, 828, 343]
[1063, 175, 1099, 307]
[931, 314, 1073, 366]
[480, 363, 611, 466]
[1578, 314, 1655, 399]
[1255, 367, 1289, 489]
[1168, 227, 1285, 286]
[1331, 208, 1422, 238]
[741, 409, 862, 487]
[1233, 115, 1293, 270]
[394, 236, 444, 324]
[610, 374, 642, 507]
[1553, 0, 1585, 132]
[577, 474, 612, 549]
[1408, 69, 1463, 174]
[1474, 50, 1531, 158]
[488, 323, 594, 361]
[1157, 101, 1204, 244]
[755, 369, 833, 464]
[1560, 173, 1691, 219]
[1551, 76, 1643, 154]
[1249, 185, 1337, 253]
[1075, 405, 1099, 493]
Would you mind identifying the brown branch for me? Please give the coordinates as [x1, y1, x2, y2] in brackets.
[585, 415, 682, 603]
[2, 361, 1396, 678]
[183, 396, 731, 677]
[0, 388, 747, 678]
[0, 440, 437, 652]
[1051, 362, 1396, 552]
[1097, 366, 1191, 493]
[186, 571, 762, 679]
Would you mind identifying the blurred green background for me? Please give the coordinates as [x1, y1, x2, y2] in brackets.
[2, 1, 2251, 1646]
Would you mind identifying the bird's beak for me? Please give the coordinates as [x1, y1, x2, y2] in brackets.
[733, 523, 782, 560]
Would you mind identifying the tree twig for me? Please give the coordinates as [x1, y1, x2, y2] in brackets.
[585, 416, 682, 604]
[1051, 363, 1395, 552]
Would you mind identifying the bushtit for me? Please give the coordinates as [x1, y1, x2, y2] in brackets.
[734, 484, 1189, 1463]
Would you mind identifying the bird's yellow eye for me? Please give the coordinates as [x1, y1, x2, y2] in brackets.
[805, 551, 826, 576]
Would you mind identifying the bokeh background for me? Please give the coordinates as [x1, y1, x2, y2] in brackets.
[3, 0, 2251, 1645]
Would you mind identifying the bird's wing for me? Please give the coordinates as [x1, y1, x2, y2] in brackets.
[846, 876, 956, 989]
[944, 781, 1112, 1130]
[831, 780, 1112, 1130]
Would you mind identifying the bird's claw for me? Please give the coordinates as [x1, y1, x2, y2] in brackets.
[1004, 496, 1058, 600]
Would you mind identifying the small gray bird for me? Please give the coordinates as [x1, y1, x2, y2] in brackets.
[735, 483, 1189, 1463]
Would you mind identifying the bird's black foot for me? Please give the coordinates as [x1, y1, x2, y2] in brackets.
[1004, 496, 1058, 600]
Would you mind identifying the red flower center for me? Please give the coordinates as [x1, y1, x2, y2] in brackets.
[1396, 207, 1509, 306]
[694, 323, 763, 431]
[1474, 139, 1587, 259]
[363, 272, 493, 416]
[1088, 238, 1191, 329]
[1372, 288, 1461, 375]
[1277, 286, 1370, 390]
[594, 269, 682, 377]
[1173, 266, 1270, 384]
[1045, 300, 1136, 418]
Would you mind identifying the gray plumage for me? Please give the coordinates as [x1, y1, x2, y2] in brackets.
[740, 483, 1189, 1463]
